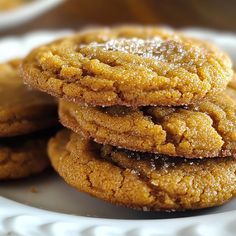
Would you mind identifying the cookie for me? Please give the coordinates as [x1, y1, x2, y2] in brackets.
[226, 73, 236, 101]
[0, 60, 58, 137]
[48, 129, 236, 211]
[59, 86, 236, 158]
[21, 26, 233, 107]
[0, 129, 53, 180]
[0, 0, 30, 10]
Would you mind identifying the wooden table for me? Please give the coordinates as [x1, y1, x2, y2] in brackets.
[1, 0, 235, 37]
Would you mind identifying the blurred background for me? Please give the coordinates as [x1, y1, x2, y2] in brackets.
[0, 0, 236, 36]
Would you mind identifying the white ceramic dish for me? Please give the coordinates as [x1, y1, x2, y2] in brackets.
[0, 0, 63, 31]
[0, 29, 236, 236]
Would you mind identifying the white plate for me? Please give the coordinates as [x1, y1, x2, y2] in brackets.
[1, 29, 236, 236]
[0, 0, 63, 31]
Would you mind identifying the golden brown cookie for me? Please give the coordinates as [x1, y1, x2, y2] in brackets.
[48, 129, 236, 211]
[226, 73, 236, 101]
[59, 86, 236, 158]
[0, 129, 53, 180]
[21, 26, 233, 107]
[0, 0, 30, 11]
[0, 60, 58, 137]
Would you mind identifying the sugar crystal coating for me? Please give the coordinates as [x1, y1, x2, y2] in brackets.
[82, 37, 164, 59]
[82, 37, 205, 70]
[21, 26, 233, 107]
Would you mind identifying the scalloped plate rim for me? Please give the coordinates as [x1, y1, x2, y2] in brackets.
[1, 196, 236, 223]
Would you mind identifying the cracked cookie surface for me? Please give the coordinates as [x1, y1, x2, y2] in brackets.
[21, 26, 233, 107]
[226, 73, 236, 101]
[0, 59, 58, 137]
[0, 129, 52, 180]
[59, 82, 236, 158]
[48, 129, 236, 211]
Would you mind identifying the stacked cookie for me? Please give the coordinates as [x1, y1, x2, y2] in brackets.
[21, 26, 236, 211]
[0, 59, 58, 180]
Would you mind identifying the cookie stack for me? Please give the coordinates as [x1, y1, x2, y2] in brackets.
[0, 59, 58, 180]
[21, 26, 236, 211]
